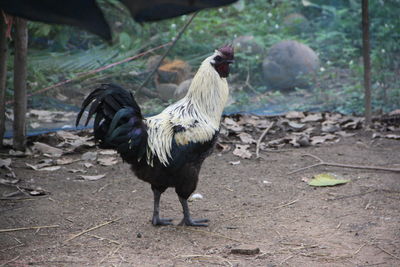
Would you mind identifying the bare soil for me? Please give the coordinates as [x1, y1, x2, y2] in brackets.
[1, 132, 400, 266]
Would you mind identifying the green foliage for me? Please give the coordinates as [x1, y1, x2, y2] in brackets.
[8, 0, 399, 115]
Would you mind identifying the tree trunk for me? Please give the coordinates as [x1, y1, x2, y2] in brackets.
[13, 18, 28, 150]
[0, 15, 8, 147]
[362, 0, 371, 126]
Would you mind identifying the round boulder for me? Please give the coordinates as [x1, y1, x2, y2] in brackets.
[262, 40, 319, 91]
[283, 13, 310, 34]
[233, 35, 265, 56]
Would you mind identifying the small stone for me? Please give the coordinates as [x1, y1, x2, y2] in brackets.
[136, 232, 142, 238]
[231, 245, 260, 255]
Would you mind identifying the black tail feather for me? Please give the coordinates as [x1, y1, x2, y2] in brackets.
[76, 83, 147, 160]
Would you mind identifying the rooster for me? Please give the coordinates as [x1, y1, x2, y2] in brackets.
[76, 45, 234, 226]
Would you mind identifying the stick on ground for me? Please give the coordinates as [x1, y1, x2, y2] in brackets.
[256, 122, 275, 158]
[64, 218, 121, 243]
[0, 225, 59, 233]
[288, 154, 400, 174]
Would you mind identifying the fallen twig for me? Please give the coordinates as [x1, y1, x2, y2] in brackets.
[87, 233, 120, 245]
[288, 154, 400, 174]
[353, 243, 367, 256]
[0, 243, 24, 252]
[273, 199, 299, 209]
[0, 255, 20, 267]
[0, 181, 48, 196]
[375, 244, 400, 260]
[256, 122, 275, 159]
[64, 218, 121, 243]
[243, 66, 260, 95]
[99, 244, 122, 264]
[280, 253, 298, 265]
[0, 225, 59, 233]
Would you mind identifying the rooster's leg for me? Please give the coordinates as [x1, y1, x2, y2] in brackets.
[178, 197, 209, 227]
[151, 187, 173, 226]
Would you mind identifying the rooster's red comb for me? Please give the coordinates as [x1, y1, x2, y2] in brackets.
[218, 44, 234, 59]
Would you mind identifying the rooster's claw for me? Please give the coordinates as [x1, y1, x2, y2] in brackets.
[152, 217, 173, 226]
[179, 218, 209, 227]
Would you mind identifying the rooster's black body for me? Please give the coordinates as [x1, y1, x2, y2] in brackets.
[76, 46, 234, 226]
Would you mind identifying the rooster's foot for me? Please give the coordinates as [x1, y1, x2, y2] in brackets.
[178, 218, 209, 227]
[152, 217, 173, 226]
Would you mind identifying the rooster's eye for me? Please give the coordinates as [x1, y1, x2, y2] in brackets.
[214, 56, 222, 62]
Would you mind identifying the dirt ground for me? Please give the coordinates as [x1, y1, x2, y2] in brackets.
[1, 130, 400, 266]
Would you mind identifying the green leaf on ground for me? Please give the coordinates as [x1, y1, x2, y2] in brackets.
[308, 173, 349, 187]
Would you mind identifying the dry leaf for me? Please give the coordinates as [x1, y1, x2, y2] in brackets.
[267, 138, 285, 147]
[0, 158, 11, 168]
[223, 117, 243, 132]
[37, 166, 61, 172]
[84, 162, 94, 168]
[32, 142, 63, 157]
[255, 120, 271, 129]
[99, 150, 118, 155]
[301, 113, 323, 123]
[385, 134, 400, 140]
[29, 190, 46, 196]
[287, 121, 306, 131]
[81, 151, 97, 161]
[321, 123, 340, 133]
[233, 144, 252, 159]
[9, 150, 27, 156]
[310, 134, 337, 145]
[287, 134, 310, 147]
[325, 113, 342, 121]
[56, 158, 77, 165]
[341, 117, 363, 130]
[97, 157, 118, 166]
[79, 174, 106, 181]
[216, 142, 231, 152]
[0, 178, 19, 184]
[285, 111, 305, 119]
[26, 163, 61, 171]
[237, 132, 256, 144]
[237, 115, 259, 126]
[30, 122, 41, 129]
[308, 173, 349, 187]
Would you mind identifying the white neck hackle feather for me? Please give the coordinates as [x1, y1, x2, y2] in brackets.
[145, 50, 229, 166]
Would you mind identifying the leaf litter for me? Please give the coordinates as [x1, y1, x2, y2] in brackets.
[9, 110, 397, 196]
[218, 111, 399, 159]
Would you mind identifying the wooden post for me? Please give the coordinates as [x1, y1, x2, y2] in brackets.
[13, 18, 28, 150]
[0, 14, 8, 147]
[362, 0, 371, 126]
